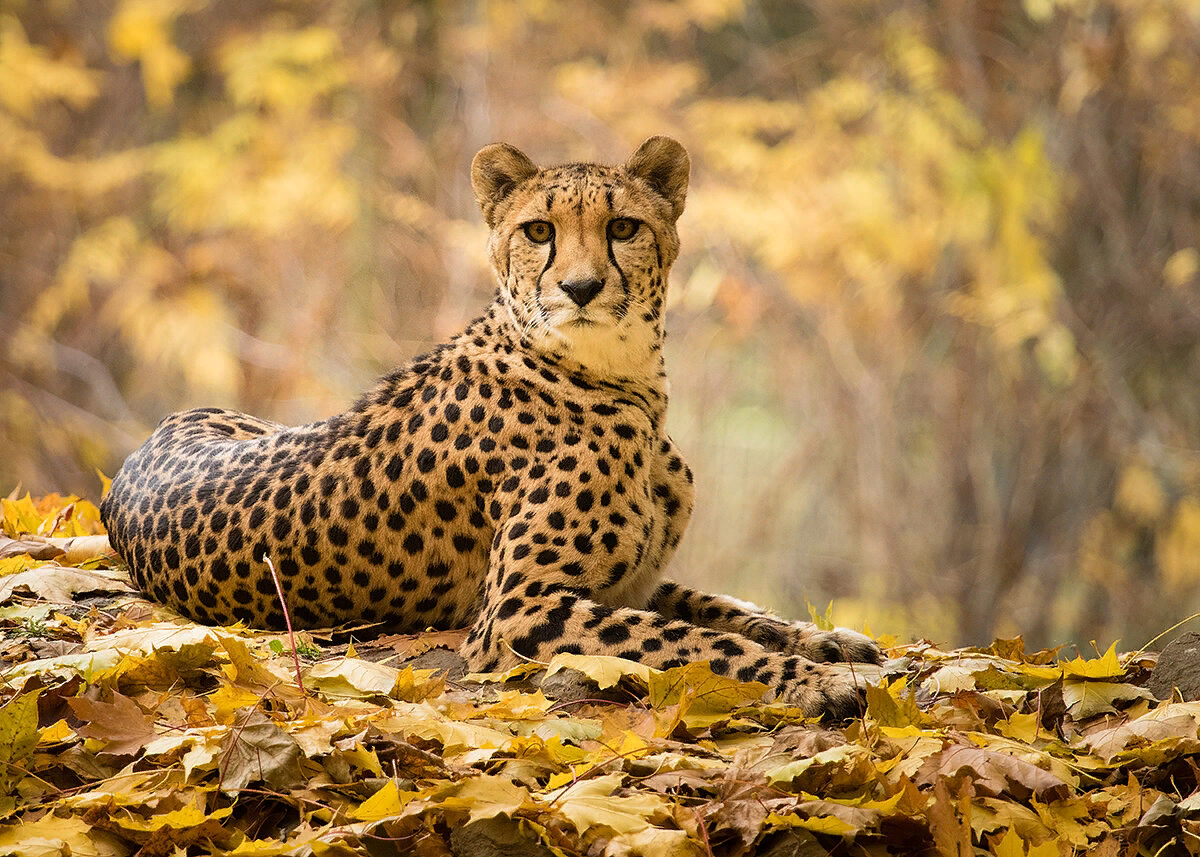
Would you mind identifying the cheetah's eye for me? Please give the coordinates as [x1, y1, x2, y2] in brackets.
[608, 218, 639, 241]
[523, 221, 554, 244]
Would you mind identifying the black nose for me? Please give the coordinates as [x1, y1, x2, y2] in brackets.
[561, 279, 604, 307]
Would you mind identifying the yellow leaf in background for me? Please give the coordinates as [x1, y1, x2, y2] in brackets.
[0, 15, 99, 117]
[1164, 247, 1199, 288]
[1114, 460, 1165, 525]
[1158, 496, 1200, 592]
[221, 27, 348, 111]
[108, 0, 193, 107]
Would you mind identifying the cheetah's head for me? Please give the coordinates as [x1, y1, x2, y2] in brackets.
[471, 136, 689, 379]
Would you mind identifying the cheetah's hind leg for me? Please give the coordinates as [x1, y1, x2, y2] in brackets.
[645, 580, 883, 664]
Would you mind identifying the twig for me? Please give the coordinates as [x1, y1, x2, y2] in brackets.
[1129, 612, 1200, 663]
[263, 553, 305, 693]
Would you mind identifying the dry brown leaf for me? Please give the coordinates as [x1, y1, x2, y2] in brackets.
[219, 709, 304, 793]
[69, 691, 157, 757]
[916, 743, 1071, 802]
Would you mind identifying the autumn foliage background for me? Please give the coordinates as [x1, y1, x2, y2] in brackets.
[3, 0, 1200, 651]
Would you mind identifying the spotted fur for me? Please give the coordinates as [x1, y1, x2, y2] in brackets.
[100, 137, 880, 718]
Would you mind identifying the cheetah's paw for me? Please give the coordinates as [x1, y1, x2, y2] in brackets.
[785, 623, 882, 665]
[779, 661, 879, 721]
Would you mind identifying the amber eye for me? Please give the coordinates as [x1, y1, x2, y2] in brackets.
[608, 218, 639, 241]
[523, 221, 554, 244]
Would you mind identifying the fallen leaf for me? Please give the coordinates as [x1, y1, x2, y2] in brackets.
[69, 691, 157, 757]
[219, 709, 304, 793]
[545, 652, 653, 689]
[305, 657, 400, 698]
[0, 565, 134, 604]
[541, 773, 670, 835]
[916, 744, 1071, 802]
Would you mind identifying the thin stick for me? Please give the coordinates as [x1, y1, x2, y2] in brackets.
[1129, 612, 1200, 663]
[263, 553, 305, 693]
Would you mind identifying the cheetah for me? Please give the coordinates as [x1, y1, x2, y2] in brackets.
[100, 136, 880, 718]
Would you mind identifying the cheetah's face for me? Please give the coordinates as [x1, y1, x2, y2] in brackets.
[472, 137, 690, 378]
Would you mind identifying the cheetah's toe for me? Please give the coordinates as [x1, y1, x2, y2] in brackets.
[788, 626, 882, 665]
[780, 661, 878, 721]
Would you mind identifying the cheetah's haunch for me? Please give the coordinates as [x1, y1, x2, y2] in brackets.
[100, 137, 880, 718]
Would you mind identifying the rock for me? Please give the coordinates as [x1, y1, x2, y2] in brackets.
[1148, 632, 1200, 701]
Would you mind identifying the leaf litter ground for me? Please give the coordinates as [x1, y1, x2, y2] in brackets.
[1, 491, 1199, 856]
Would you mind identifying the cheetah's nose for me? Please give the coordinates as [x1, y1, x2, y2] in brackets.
[561, 278, 604, 307]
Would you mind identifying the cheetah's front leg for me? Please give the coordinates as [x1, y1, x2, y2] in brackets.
[646, 580, 882, 665]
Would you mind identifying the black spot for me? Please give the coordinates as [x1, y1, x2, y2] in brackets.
[328, 525, 349, 547]
[403, 533, 424, 554]
[435, 501, 457, 522]
[453, 535, 476, 553]
[498, 597, 522, 620]
[599, 623, 631, 645]
[576, 490, 594, 512]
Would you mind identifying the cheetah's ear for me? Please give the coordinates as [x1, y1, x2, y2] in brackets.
[625, 136, 690, 222]
[471, 143, 540, 228]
